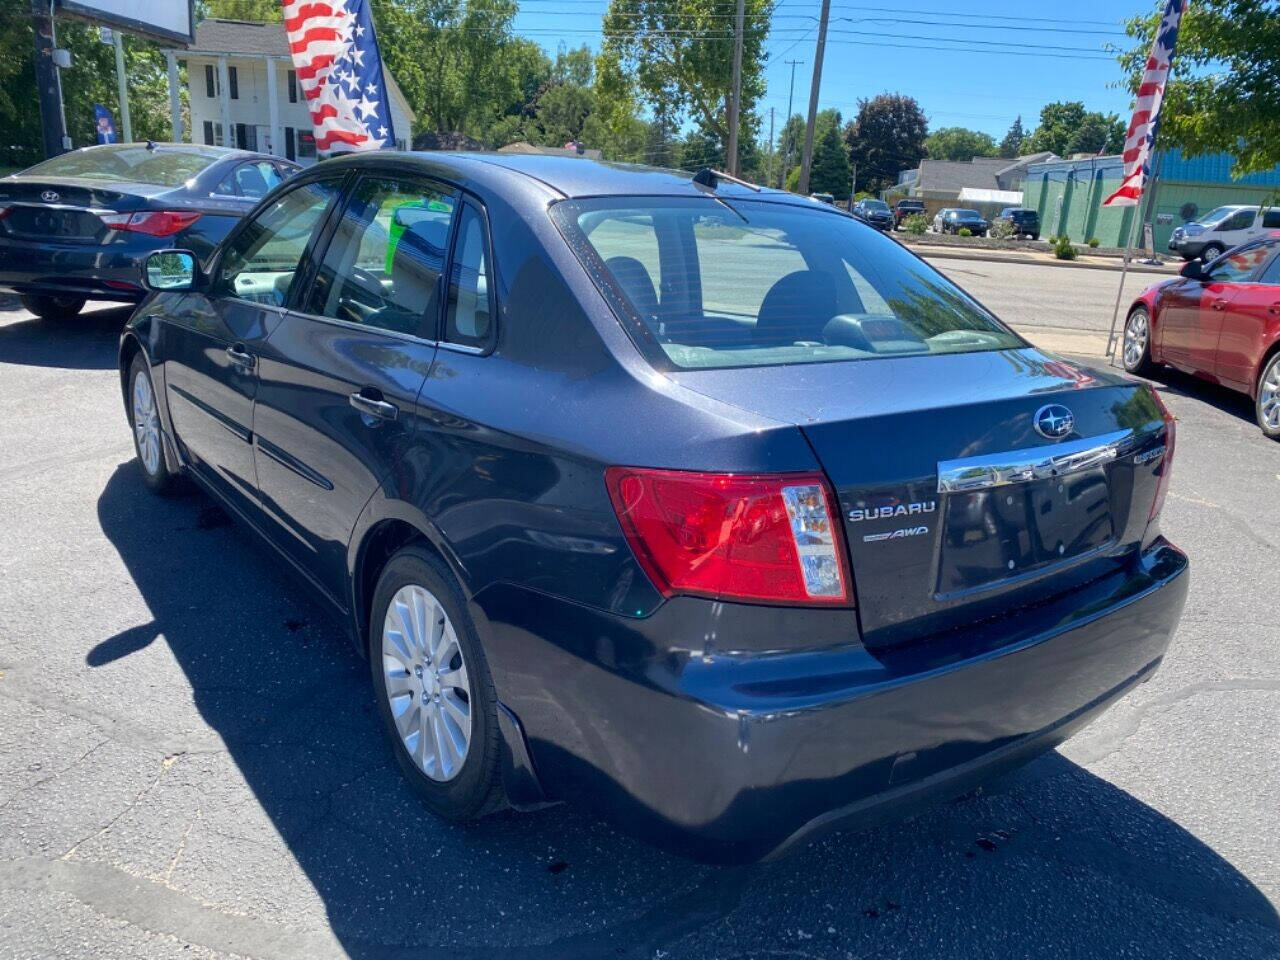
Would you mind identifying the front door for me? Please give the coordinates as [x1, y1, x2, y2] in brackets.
[162, 177, 339, 517]
[252, 172, 456, 604]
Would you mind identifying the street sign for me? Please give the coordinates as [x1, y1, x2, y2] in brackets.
[54, 0, 194, 47]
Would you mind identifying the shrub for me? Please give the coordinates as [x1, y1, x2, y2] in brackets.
[1087, 236, 1101, 248]
[1052, 235, 1077, 260]
[989, 218, 1014, 240]
[902, 212, 928, 235]
[957, 227, 973, 237]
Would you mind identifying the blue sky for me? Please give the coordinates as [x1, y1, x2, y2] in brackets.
[512, 0, 1155, 142]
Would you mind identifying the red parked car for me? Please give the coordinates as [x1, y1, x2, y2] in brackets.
[1123, 235, 1280, 439]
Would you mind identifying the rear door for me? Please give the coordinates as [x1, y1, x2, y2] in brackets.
[162, 177, 340, 519]
[1215, 242, 1280, 391]
[251, 171, 454, 604]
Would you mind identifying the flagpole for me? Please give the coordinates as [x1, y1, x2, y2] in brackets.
[1105, 207, 1142, 364]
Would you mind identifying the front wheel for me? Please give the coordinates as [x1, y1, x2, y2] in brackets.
[1122, 307, 1155, 376]
[128, 354, 180, 494]
[20, 294, 85, 320]
[369, 546, 504, 821]
[1200, 243, 1225, 262]
[1256, 353, 1280, 440]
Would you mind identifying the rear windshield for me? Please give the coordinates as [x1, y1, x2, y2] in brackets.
[19, 146, 217, 186]
[554, 196, 1022, 370]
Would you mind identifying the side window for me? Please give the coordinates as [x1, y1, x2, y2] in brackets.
[1219, 209, 1256, 232]
[304, 175, 456, 336]
[444, 203, 494, 348]
[1256, 247, 1280, 285]
[219, 179, 337, 306]
[235, 160, 282, 199]
[1207, 242, 1273, 283]
[1262, 209, 1280, 229]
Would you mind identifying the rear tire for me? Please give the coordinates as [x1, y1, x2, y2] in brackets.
[1200, 243, 1225, 262]
[1121, 307, 1155, 376]
[1256, 353, 1280, 441]
[127, 354, 180, 494]
[369, 545, 505, 821]
[20, 294, 85, 320]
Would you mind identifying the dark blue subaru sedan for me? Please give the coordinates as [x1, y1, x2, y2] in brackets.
[118, 152, 1188, 862]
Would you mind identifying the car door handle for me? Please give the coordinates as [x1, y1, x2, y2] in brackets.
[349, 388, 398, 421]
[1270, 302, 1280, 316]
[1211, 298, 1229, 311]
[226, 343, 256, 369]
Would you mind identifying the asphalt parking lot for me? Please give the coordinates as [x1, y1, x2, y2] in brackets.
[1, 260, 1277, 959]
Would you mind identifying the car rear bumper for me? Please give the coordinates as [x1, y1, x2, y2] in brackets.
[475, 539, 1188, 862]
[0, 237, 151, 302]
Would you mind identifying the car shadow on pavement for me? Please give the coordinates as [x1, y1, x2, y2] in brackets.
[91, 462, 1279, 959]
[0, 304, 133, 370]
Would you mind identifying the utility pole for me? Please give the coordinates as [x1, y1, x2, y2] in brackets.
[848, 161, 856, 210]
[32, 0, 70, 158]
[798, 0, 831, 195]
[113, 31, 133, 143]
[726, 0, 746, 175]
[781, 58, 802, 188]
[766, 106, 774, 187]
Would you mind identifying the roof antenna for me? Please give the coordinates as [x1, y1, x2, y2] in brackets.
[692, 167, 762, 192]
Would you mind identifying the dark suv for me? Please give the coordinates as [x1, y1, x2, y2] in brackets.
[894, 198, 925, 229]
[996, 207, 1041, 240]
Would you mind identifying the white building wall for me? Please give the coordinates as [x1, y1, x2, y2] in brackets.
[185, 55, 413, 165]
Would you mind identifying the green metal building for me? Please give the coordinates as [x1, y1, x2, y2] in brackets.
[1023, 148, 1280, 250]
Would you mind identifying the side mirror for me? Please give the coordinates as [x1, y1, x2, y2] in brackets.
[143, 250, 199, 292]
[1179, 259, 1207, 281]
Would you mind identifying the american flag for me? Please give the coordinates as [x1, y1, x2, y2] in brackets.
[1103, 0, 1186, 207]
[282, 0, 396, 154]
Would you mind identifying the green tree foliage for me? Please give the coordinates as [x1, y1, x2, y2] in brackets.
[1120, 0, 1280, 176]
[843, 93, 927, 194]
[999, 115, 1024, 158]
[597, 0, 773, 157]
[1024, 101, 1124, 157]
[773, 112, 805, 187]
[924, 126, 997, 161]
[198, 0, 283, 19]
[807, 109, 851, 198]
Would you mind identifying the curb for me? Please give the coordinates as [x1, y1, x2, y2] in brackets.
[914, 245, 1174, 276]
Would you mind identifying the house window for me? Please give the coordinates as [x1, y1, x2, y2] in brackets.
[287, 70, 297, 103]
[234, 123, 257, 151]
[284, 127, 296, 161]
[228, 65, 239, 100]
[204, 64, 215, 99]
[297, 129, 316, 159]
[202, 120, 214, 146]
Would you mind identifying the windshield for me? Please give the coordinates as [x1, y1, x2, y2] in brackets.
[954, 210, 982, 220]
[863, 200, 889, 212]
[18, 146, 218, 186]
[554, 197, 1023, 371]
[1197, 206, 1236, 226]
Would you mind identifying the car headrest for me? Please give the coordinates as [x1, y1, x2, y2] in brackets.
[755, 270, 837, 346]
[604, 255, 659, 318]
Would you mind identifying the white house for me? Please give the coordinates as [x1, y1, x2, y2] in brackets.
[163, 19, 415, 164]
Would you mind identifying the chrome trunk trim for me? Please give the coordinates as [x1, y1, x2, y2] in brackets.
[937, 429, 1138, 493]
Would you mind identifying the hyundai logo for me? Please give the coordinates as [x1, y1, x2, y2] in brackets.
[1034, 404, 1075, 440]
[40, 190, 60, 203]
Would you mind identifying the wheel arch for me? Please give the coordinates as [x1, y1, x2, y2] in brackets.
[1253, 336, 1280, 400]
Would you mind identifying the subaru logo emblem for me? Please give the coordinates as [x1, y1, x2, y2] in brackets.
[40, 190, 59, 203]
[1034, 404, 1075, 440]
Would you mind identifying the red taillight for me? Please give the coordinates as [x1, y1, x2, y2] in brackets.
[100, 210, 201, 237]
[0, 205, 12, 221]
[604, 467, 852, 606]
[1148, 388, 1176, 522]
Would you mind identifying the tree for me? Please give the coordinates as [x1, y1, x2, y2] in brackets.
[843, 93, 927, 195]
[999, 115, 1024, 158]
[597, 0, 773, 161]
[198, 0, 282, 18]
[807, 109, 851, 198]
[1120, 0, 1280, 176]
[1024, 101, 1124, 157]
[924, 126, 997, 161]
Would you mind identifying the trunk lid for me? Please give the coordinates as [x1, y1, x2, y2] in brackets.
[0, 178, 169, 243]
[671, 348, 1172, 647]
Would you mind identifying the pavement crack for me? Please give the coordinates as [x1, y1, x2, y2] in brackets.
[59, 752, 183, 862]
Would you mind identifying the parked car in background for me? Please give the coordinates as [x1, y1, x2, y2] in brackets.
[995, 207, 1040, 240]
[809, 192, 835, 205]
[893, 197, 925, 229]
[1125, 234, 1280, 439]
[852, 197, 893, 231]
[0, 142, 300, 319]
[934, 208, 989, 236]
[120, 152, 1187, 862]
[1167, 205, 1279, 262]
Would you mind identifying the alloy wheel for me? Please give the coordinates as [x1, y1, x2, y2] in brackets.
[132, 368, 162, 476]
[1260, 357, 1280, 432]
[1123, 311, 1149, 371]
[380, 584, 472, 781]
